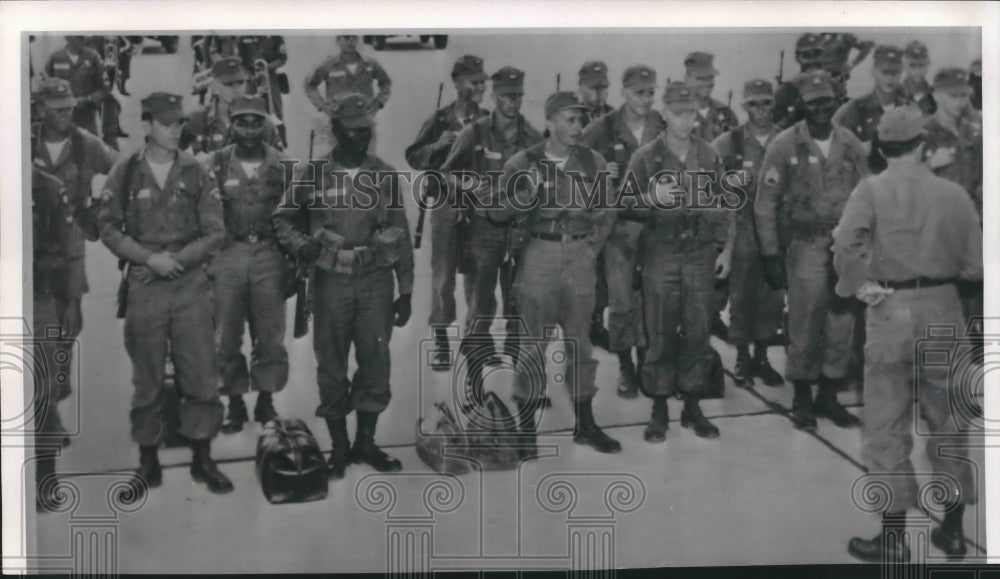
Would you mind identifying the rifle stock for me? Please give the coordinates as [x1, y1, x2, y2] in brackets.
[115, 259, 128, 319]
[414, 81, 445, 250]
[292, 130, 316, 338]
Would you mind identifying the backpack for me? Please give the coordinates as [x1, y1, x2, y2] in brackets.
[255, 419, 329, 504]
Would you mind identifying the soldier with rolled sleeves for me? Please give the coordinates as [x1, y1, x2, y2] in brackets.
[754, 71, 868, 431]
[629, 81, 735, 442]
[711, 79, 784, 387]
[405, 55, 490, 371]
[833, 45, 911, 173]
[683, 51, 738, 340]
[273, 93, 413, 478]
[440, 66, 543, 368]
[98, 93, 232, 496]
[304, 35, 391, 157]
[498, 91, 620, 456]
[834, 106, 982, 562]
[901, 40, 935, 116]
[579, 64, 665, 399]
[924, 67, 983, 335]
[577, 61, 615, 127]
[773, 33, 828, 130]
[44, 36, 106, 136]
[207, 96, 289, 434]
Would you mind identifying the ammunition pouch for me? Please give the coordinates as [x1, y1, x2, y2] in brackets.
[374, 226, 405, 267]
[314, 230, 346, 272]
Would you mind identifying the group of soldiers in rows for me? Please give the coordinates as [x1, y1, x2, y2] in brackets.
[29, 31, 983, 563]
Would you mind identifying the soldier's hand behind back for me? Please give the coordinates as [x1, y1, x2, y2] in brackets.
[393, 293, 412, 327]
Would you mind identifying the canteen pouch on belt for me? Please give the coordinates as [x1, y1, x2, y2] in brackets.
[415, 402, 472, 476]
[374, 226, 404, 267]
[255, 419, 329, 504]
[314, 229, 345, 272]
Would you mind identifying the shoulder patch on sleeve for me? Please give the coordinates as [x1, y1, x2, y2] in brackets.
[763, 167, 780, 186]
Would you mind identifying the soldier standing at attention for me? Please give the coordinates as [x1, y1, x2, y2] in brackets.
[405, 55, 490, 371]
[579, 64, 664, 399]
[440, 66, 543, 368]
[304, 35, 391, 156]
[754, 71, 867, 431]
[208, 96, 289, 434]
[44, 35, 106, 136]
[901, 40, 935, 116]
[629, 81, 735, 442]
[99, 93, 232, 497]
[498, 91, 619, 456]
[834, 106, 981, 563]
[577, 60, 615, 128]
[711, 79, 784, 387]
[832, 45, 910, 172]
[273, 93, 413, 479]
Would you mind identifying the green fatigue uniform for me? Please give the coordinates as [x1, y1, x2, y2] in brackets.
[754, 118, 869, 383]
[628, 133, 735, 397]
[442, 94, 543, 358]
[98, 142, 226, 445]
[273, 153, 413, 421]
[694, 99, 739, 144]
[208, 143, 290, 397]
[235, 36, 288, 120]
[832, 129, 981, 514]
[579, 106, 664, 351]
[404, 55, 490, 330]
[44, 45, 106, 136]
[499, 142, 613, 403]
[712, 121, 784, 347]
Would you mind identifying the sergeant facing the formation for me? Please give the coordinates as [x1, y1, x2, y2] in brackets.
[44, 36, 106, 136]
[629, 81, 734, 442]
[208, 96, 289, 434]
[99, 92, 233, 497]
[755, 71, 867, 431]
[711, 79, 784, 388]
[500, 91, 620, 456]
[405, 55, 490, 371]
[273, 92, 413, 478]
[183, 57, 284, 157]
[579, 64, 665, 399]
[440, 66, 543, 367]
[834, 106, 982, 563]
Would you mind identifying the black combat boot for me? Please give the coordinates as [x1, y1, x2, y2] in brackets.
[643, 396, 669, 443]
[814, 377, 861, 429]
[190, 439, 234, 494]
[431, 327, 452, 371]
[325, 417, 351, 479]
[616, 351, 639, 399]
[253, 392, 279, 425]
[221, 395, 248, 434]
[124, 445, 162, 502]
[573, 398, 621, 453]
[350, 412, 402, 472]
[752, 342, 784, 386]
[589, 311, 611, 352]
[733, 346, 754, 387]
[515, 401, 539, 461]
[848, 511, 911, 563]
[790, 381, 817, 430]
[931, 502, 968, 560]
[35, 448, 61, 513]
[681, 397, 720, 439]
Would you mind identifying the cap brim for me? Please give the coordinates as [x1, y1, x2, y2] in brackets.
[743, 95, 774, 104]
[231, 110, 267, 119]
[41, 95, 77, 109]
[580, 78, 609, 88]
[493, 85, 524, 95]
[152, 109, 186, 124]
[624, 79, 657, 90]
[801, 90, 835, 102]
[665, 100, 699, 112]
[687, 66, 719, 77]
[339, 114, 373, 128]
[933, 84, 972, 96]
[215, 72, 247, 84]
[874, 63, 903, 73]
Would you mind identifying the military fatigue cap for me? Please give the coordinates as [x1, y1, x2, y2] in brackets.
[932, 67, 972, 95]
[876, 105, 924, 142]
[796, 33, 823, 52]
[903, 40, 929, 64]
[743, 78, 774, 103]
[35, 77, 77, 108]
[491, 66, 525, 95]
[579, 61, 609, 88]
[330, 92, 373, 128]
[662, 81, 698, 112]
[230, 95, 268, 119]
[212, 56, 247, 83]
[794, 70, 835, 102]
[544, 91, 588, 119]
[622, 65, 656, 89]
[142, 92, 185, 124]
[872, 45, 904, 72]
[452, 55, 487, 81]
[684, 51, 719, 76]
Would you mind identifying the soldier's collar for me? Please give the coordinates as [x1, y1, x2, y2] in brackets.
[139, 143, 199, 167]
